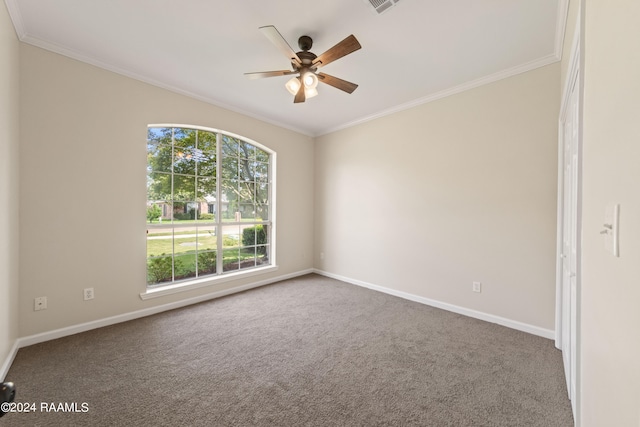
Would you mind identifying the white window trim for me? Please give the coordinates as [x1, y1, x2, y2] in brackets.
[143, 123, 277, 297]
[139, 264, 279, 300]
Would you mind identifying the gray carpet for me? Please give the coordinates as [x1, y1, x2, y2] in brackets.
[3, 274, 573, 426]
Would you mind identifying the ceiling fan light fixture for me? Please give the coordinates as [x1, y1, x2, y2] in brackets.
[304, 87, 318, 99]
[302, 71, 318, 89]
[285, 77, 301, 95]
[287, 72, 318, 99]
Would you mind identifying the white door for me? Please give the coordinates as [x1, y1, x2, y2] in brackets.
[560, 71, 579, 417]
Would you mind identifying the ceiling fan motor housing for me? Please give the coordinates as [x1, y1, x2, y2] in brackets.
[298, 35, 313, 51]
[295, 50, 317, 68]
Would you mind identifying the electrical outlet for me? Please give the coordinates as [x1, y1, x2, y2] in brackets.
[84, 288, 94, 301]
[472, 281, 482, 293]
[320, 252, 325, 260]
[34, 297, 47, 311]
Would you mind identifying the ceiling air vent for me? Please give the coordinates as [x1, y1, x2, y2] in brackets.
[364, 0, 401, 15]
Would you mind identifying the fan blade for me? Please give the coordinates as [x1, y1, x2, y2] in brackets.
[312, 34, 361, 68]
[259, 25, 302, 67]
[317, 73, 358, 94]
[244, 70, 296, 80]
[294, 79, 306, 103]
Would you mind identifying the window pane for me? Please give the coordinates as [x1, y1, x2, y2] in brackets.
[173, 225, 198, 281]
[206, 201, 216, 217]
[172, 201, 199, 221]
[256, 182, 269, 203]
[173, 175, 196, 201]
[222, 248, 240, 272]
[173, 148, 197, 176]
[197, 250, 217, 276]
[196, 176, 216, 201]
[196, 225, 217, 251]
[257, 245, 268, 264]
[197, 130, 216, 153]
[146, 202, 164, 224]
[239, 203, 255, 220]
[246, 160, 266, 181]
[148, 127, 172, 144]
[257, 225, 270, 265]
[197, 150, 216, 177]
[221, 224, 241, 248]
[256, 201, 269, 221]
[174, 128, 196, 150]
[239, 247, 257, 271]
[146, 219, 175, 285]
[241, 224, 266, 248]
[238, 159, 253, 182]
[238, 182, 254, 204]
[146, 227, 173, 258]
[238, 141, 255, 160]
[222, 135, 239, 157]
[159, 202, 173, 222]
[255, 161, 269, 181]
[258, 151, 270, 164]
[221, 157, 238, 180]
[147, 141, 172, 174]
[175, 253, 197, 281]
[147, 172, 172, 202]
[191, 201, 207, 221]
[222, 189, 240, 222]
[147, 254, 174, 285]
[173, 226, 198, 254]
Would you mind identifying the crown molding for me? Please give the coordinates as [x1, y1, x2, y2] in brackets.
[317, 53, 560, 137]
[554, 0, 570, 61]
[19, 33, 315, 138]
[4, 0, 25, 39]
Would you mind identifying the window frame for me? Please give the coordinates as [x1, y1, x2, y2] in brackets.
[142, 124, 277, 299]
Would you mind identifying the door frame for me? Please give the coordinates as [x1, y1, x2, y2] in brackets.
[555, 12, 582, 423]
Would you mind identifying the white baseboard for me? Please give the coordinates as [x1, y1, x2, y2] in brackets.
[0, 340, 19, 381]
[15, 269, 314, 349]
[313, 269, 555, 340]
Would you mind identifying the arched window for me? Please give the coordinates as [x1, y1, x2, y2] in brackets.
[146, 125, 274, 288]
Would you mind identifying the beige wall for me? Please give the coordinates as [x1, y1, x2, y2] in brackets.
[0, 0, 20, 377]
[18, 44, 314, 337]
[580, 0, 640, 425]
[315, 63, 560, 331]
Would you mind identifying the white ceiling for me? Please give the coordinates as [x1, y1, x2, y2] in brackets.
[6, 0, 567, 136]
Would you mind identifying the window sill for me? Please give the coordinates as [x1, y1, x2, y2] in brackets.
[139, 265, 278, 300]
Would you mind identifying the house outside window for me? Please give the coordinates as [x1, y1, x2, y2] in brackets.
[146, 125, 273, 287]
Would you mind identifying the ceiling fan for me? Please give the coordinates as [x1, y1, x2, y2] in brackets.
[245, 25, 362, 103]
